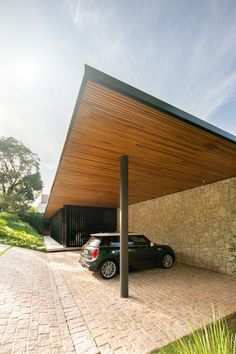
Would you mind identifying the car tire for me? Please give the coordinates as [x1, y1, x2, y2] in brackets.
[161, 253, 174, 269]
[98, 260, 118, 279]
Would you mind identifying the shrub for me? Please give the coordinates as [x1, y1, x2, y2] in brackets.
[158, 314, 236, 354]
[19, 210, 44, 234]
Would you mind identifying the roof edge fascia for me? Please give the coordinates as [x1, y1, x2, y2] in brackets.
[85, 64, 236, 144]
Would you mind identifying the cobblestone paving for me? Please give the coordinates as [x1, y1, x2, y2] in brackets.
[0, 246, 236, 354]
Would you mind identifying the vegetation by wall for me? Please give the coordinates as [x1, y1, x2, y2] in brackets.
[19, 210, 44, 234]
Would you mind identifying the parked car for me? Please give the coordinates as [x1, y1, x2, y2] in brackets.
[79, 232, 175, 279]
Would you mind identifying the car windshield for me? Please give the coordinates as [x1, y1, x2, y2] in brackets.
[87, 237, 101, 247]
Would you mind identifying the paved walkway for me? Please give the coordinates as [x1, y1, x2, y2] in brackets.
[43, 236, 81, 252]
[0, 245, 10, 253]
[43, 236, 64, 251]
[0, 246, 235, 353]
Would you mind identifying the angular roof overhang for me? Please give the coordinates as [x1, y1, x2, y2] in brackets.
[45, 65, 236, 219]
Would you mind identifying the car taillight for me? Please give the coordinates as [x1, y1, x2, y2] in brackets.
[91, 248, 99, 259]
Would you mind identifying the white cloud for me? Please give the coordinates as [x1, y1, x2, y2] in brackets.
[65, 0, 100, 28]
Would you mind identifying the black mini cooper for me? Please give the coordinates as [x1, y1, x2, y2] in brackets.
[80, 233, 175, 279]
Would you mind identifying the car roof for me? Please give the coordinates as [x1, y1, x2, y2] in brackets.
[91, 232, 145, 237]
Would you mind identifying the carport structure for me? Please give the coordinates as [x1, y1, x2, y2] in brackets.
[45, 65, 236, 297]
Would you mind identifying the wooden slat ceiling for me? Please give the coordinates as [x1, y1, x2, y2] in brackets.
[45, 68, 236, 219]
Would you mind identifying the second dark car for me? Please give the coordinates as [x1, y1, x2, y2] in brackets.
[80, 233, 175, 279]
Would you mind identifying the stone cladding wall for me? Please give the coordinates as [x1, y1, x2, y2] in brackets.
[128, 177, 236, 275]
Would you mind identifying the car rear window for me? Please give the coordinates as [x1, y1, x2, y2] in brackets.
[87, 237, 101, 247]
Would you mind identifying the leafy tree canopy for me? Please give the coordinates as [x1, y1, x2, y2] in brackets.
[0, 136, 43, 213]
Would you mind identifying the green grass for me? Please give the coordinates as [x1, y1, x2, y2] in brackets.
[0, 212, 46, 252]
[152, 313, 236, 354]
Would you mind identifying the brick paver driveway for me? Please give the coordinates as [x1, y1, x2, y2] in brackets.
[0, 246, 235, 354]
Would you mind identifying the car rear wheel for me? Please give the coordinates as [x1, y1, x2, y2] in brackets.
[161, 254, 174, 269]
[99, 260, 117, 279]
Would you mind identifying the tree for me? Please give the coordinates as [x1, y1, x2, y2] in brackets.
[0, 137, 43, 213]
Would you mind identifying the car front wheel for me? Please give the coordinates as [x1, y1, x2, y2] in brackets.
[99, 260, 117, 279]
[161, 254, 174, 269]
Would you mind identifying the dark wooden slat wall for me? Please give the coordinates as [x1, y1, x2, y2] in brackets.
[65, 206, 117, 247]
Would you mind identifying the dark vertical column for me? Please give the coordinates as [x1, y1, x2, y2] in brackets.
[64, 207, 67, 247]
[120, 155, 129, 298]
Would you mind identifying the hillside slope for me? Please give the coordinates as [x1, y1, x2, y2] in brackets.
[0, 212, 46, 252]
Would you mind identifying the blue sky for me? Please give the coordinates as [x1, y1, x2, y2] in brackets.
[0, 0, 236, 193]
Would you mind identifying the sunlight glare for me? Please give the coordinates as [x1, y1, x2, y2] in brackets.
[14, 56, 42, 83]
